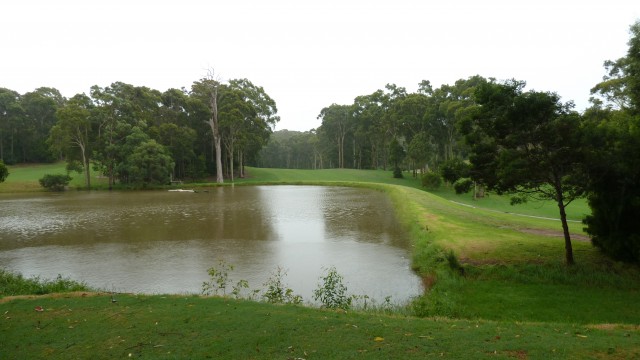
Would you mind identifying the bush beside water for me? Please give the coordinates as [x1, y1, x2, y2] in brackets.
[0, 269, 90, 297]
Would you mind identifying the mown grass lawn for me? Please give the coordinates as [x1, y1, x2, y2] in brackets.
[1, 294, 638, 359]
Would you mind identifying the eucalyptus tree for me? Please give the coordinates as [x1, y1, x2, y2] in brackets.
[392, 91, 431, 173]
[152, 88, 200, 179]
[49, 94, 94, 189]
[90, 82, 151, 188]
[219, 86, 250, 181]
[0, 88, 24, 163]
[406, 131, 436, 176]
[461, 79, 585, 265]
[427, 76, 486, 164]
[352, 90, 387, 169]
[153, 122, 198, 180]
[18, 87, 64, 162]
[191, 71, 224, 183]
[227, 79, 279, 178]
[354, 84, 407, 170]
[317, 104, 352, 168]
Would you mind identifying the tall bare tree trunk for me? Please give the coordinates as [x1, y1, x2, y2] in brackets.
[206, 69, 223, 184]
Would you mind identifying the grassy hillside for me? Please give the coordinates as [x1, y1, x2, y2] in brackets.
[1, 163, 639, 358]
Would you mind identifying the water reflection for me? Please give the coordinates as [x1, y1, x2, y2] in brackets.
[0, 186, 422, 303]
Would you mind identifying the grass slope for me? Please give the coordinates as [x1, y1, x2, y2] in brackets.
[1, 294, 638, 359]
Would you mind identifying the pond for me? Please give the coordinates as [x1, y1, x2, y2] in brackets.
[0, 186, 423, 304]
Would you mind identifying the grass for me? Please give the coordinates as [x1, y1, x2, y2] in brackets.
[2, 163, 640, 358]
[1, 294, 638, 359]
[0, 270, 90, 297]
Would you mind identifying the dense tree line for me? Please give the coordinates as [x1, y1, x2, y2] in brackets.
[0, 76, 278, 188]
[258, 78, 482, 173]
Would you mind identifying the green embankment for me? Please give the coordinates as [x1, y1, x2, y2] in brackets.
[1, 163, 639, 359]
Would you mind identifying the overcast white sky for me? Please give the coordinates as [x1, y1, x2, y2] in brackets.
[2, 1, 639, 131]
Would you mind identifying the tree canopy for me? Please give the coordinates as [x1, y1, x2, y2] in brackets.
[460, 79, 585, 265]
[0, 75, 279, 188]
[582, 20, 640, 262]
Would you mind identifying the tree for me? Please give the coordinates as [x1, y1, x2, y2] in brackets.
[388, 137, 405, 178]
[127, 139, 174, 188]
[19, 87, 64, 162]
[39, 174, 72, 191]
[49, 94, 94, 189]
[582, 20, 640, 262]
[461, 80, 585, 265]
[227, 79, 279, 178]
[218, 86, 249, 182]
[407, 131, 435, 176]
[317, 104, 352, 168]
[590, 20, 640, 112]
[0, 88, 24, 163]
[0, 160, 8, 182]
[200, 70, 224, 183]
[582, 109, 640, 262]
[439, 158, 470, 184]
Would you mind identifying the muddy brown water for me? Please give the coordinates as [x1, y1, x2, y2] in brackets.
[0, 186, 422, 304]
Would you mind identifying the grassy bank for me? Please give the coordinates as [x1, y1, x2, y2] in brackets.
[2, 293, 638, 359]
[2, 163, 639, 358]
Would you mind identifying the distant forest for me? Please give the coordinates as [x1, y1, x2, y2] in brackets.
[0, 77, 278, 186]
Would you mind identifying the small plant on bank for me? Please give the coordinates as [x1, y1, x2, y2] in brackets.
[231, 279, 250, 299]
[262, 266, 303, 304]
[202, 259, 234, 296]
[39, 174, 72, 191]
[313, 266, 351, 310]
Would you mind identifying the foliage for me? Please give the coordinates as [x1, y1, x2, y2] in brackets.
[388, 137, 405, 169]
[202, 259, 234, 296]
[392, 166, 403, 178]
[262, 266, 302, 305]
[581, 21, 640, 263]
[0, 160, 8, 183]
[127, 139, 174, 187]
[590, 20, 640, 111]
[461, 79, 586, 265]
[453, 177, 473, 194]
[313, 266, 351, 310]
[421, 171, 442, 189]
[38, 173, 72, 191]
[0, 269, 89, 296]
[439, 158, 470, 184]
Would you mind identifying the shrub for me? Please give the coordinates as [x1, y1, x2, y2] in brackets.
[0, 160, 8, 183]
[393, 166, 404, 179]
[421, 172, 442, 189]
[262, 266, 302, 304]
[39, 174, 72, 191]
[439, 158, 470, 184]
[202, 259, 234, 296]
[0, 269, 89, 296]
[313, 266, 351, 309]
[453, 177, 474, 194]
